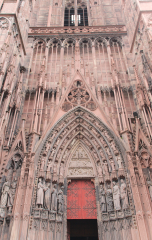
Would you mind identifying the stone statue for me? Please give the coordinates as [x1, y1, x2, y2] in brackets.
[47, 159, 53, 172]
[45, 142, 51, 152]
[120, 179, 129, 209]
[0, 180, 12, 209]
[116, 156, 123, 169]
[113, 181, 121, 211]
[60, 163, 64, 177]
[40, 157, 45, 171]
[105, 147, 111, 157]
[99, 185, 106, 212]
[110, 159, 115, 171]
[103, 160, 109, 174]
[53, 162, 57, 175]
[9, 177, 18, 205]
[36, 178, 47, 208]
[6, 158, 14, 181]
[44, 182, 51, 210]
[58, 186, 64, 213]
[111, 141, 117, 152]
[147, 179, 152, 201]
[51, 184, 58, 211]
[97, 161, 103, 176]
[106, 184, 114, 212]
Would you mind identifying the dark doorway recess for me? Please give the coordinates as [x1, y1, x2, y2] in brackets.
[68, 219, 98, 240]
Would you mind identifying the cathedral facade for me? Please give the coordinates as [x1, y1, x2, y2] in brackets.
[0, 0, 152, 239]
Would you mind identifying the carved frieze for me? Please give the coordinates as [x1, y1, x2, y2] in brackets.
[29, 25, 127, 36]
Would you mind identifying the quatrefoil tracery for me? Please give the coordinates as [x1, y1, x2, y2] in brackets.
[62, 80, 97, 111]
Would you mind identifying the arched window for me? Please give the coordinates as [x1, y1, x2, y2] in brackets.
[64, 0, 88, 26]
[77, 7, 88, 26]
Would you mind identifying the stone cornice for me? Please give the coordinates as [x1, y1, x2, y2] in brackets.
[29, 25, 127, 37]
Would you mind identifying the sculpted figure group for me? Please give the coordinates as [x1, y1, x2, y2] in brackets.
[0, 156, 22, 217]
[99, 179, 129, 212]
[36, 178, 64, 213]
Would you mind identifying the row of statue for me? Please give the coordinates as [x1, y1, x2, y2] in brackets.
[99, 179, 129, 212]
[36, 178, 64, 213]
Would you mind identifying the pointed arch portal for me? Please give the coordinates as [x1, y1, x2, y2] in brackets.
[29, 106, 134, 240]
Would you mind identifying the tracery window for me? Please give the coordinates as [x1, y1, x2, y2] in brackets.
[64, 0, 88, 26]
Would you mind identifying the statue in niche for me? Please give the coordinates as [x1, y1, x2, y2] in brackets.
[9, 177, 18, 206]
[40, 156, 45, 171]
[106, 184, 114, 212]
[99, 185, 106, 212]
[53, 162, 58, 175]
[104, 131, 112, 142]
[112, 181, 121, 211]
[44, 182, 51, 210]
[50, 148, 56, 158]
[58, 186, 64, 213]
[60, 163, 64, 177]
[97, 161, 103, 176]
[146, 179, 152, 201]
[63, 150, 69, 160]
[103, 160, 109, 174]
[116, 155, 123, 169]
[45, 141, 51, 152]
[110, 159, 115, 171]
[99, 150, 105, 159]
[120, 179, 129, 209]
[47, 159, 53, 172]
[111, 141, 118, 154]
[0, 179, 12, 211]
[51, 184, 58, 211]
[105, 147, 111, 157]
[36, 178, 47, 208]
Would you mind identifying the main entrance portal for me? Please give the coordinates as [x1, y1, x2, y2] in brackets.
[67, 180, 98, 240]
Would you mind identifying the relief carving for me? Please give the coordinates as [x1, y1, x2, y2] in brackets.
[67, 145, 94, 177]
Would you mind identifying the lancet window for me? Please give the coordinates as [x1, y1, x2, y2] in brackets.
[64, 0, 88, 26]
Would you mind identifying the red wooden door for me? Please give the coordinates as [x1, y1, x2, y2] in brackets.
[67, 180, 97, 219]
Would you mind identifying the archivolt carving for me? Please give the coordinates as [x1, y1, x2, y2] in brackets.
[36, 108, 126, 181]
[31, 108, 134, 217]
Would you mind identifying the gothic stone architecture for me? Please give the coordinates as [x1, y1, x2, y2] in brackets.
[1, 0, 152, 240]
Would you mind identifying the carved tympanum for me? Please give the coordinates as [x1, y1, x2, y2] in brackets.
[67, 145, 94, 177]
